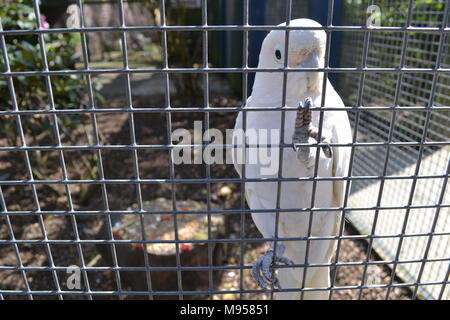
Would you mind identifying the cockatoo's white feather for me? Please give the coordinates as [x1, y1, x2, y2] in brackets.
[232, 19, 352, 300]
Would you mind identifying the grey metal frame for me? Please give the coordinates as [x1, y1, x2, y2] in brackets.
[0, 0, 449, 300]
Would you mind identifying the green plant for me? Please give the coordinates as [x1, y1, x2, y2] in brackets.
[0, 0, 102, 205]
[0, 0, 87, 142]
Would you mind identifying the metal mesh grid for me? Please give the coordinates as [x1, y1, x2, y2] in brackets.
[338, 0, 450, 300]
[0, 0, 449, 300]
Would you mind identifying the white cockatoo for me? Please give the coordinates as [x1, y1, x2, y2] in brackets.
[232, 18, 352, 300]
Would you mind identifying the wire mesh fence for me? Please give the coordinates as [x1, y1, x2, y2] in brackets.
[338, 0, 450, 300]
[0, 0, 449, 300]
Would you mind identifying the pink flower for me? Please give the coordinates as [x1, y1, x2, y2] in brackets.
[40, 15, 49, 29]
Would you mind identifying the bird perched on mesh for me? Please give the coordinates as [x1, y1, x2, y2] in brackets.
[232, 18, 352, 299]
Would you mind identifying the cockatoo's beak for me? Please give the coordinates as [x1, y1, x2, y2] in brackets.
[301, 51, 321, 91]
[301, 51, 319, 69]
[288, 50, 319, 69]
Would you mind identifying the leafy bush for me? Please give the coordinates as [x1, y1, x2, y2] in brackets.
[0, 0, 87, 145]
[1, 1, 103, 205]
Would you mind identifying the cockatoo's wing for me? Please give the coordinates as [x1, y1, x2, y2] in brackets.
[326, 88, 352, 207]
[276, 87, 352, 300]
[232, 111, 243, 178]
[232, 107, 281, 239]
[307, 86, 352, 300]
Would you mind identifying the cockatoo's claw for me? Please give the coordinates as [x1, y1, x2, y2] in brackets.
[321, 144, 333, 158]
[252, 248, 294, 289]
[293, 97, 333, 160]
[252, 254, 272, 289]
[277, 256, 295, 266]
[261, 252, 276, 284]
[292, 99, 312, 157]
[293, 99, 312, 157]
[304, 97, 313, 109]
[310, 129, 333, 159]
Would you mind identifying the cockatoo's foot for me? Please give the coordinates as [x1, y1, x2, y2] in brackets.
[292, 98, 332, 164]
[252, 243, 294, 289]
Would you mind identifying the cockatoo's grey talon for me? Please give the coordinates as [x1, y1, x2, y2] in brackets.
[252, 252, 277, 289]
[252, 256, 270, 289]
[319, 135, 333, 158]
[292, 98, 313, 157]
[293, 97, 333, 160]
[261, 252, 275, 284]
[251, 244, 294, 289]
[277, 256, 295, 266]
[321, 144, 333, 158]
[304, 97, 313, 108]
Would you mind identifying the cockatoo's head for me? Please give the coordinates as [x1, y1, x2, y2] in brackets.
[252, 19, 326, 106]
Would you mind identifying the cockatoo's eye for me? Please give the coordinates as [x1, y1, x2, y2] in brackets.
[275, 49, 282, 60]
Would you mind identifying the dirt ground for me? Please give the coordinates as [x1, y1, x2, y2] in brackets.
[0, 88, 413, 300]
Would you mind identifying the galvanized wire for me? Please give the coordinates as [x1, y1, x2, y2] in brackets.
[0, 0, 449, 300]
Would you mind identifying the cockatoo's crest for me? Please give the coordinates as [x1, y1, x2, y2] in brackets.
[251, 19, 327, 106]
[259, 19, 326, 68]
